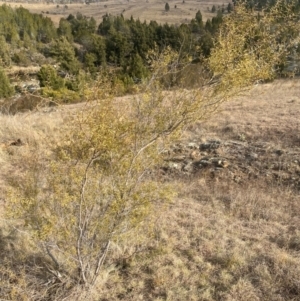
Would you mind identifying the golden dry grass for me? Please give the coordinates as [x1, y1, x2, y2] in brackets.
[1, 79, 300, 300]
[0, 105, 68, 199]
[96, 79, 300, 300]
[190, 78, 300, 147]
[99, 181, 300, 300]
[3, 0, 225, 26]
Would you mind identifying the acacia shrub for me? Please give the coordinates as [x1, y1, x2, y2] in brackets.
[7, 49, 221, 290]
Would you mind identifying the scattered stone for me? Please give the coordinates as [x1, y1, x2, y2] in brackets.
[246, 152, 258, 160]
[220, 160, 229, 168]
[168, 162, 181, 170]
[172, 144, 184, 153]
[160, 138, 300, 190]
[9, 139, 24, 146]
[199, 140, 221, 151]
[165, 155, 186, 162]
[195, 159, 211, 167]
[189, 150, 200, 160]
[275, 149, 284, 156]
[182, 162, 194, 173]
[233, 175, 242, 183]
[187, 142, 198, 149]
[15, 80, 40, 93]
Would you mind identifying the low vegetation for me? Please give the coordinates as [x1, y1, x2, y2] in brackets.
[1, 0, 300, 300]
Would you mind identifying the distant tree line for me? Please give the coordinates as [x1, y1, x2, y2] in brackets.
[0, 4, 224, 98]
[60, 10, 223, 74]
[7, 0, 300, 99]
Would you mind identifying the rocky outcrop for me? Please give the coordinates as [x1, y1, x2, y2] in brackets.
[161, 139, 300, 190]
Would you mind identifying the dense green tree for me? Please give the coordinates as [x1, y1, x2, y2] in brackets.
[12, 51, 30, 66]
[80, 34, 106, 67]
[205, 19, 212, 32]
[195, 10, 203, 24]
[67, 13, 96, 42]
[0, 5, 15, 42]
[127, 53, 149, 81]
[165, 2, 170, 11]
[105, 26, 132, 66]
[35, 13, 57, 43]
[50, 37, 80, 75]
[227, 2, 234, 12]
[84, 52, 98, 75]
[58, 18, 73, 42]
[0, 4, 56, 45]
[4, 24, 19, 45]
[191, 19, 203, 33]
[130, 20, 149, 59]
[14, 7, 35, 40]
[205, 10, 223, 33]
[37, 65, 65, 90]
[98, 13, 113, 35]
[198, 31, 213, 56]
[95, 13, 216, 73]
[0, 68, 14, 98]
[0, 36, 11, 67]
[15, 6, 56, 42]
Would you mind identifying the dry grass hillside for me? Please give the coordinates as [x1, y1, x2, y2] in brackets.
[1, 79, 300, 300]
[4, 0, 224, 26]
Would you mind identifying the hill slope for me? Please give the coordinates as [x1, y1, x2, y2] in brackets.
[6, 0, 225, 26]
[1, 79, 300, 300]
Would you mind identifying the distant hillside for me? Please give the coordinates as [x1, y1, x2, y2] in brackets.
[5, 0, 228, 26]
[0, 3, 223, 104]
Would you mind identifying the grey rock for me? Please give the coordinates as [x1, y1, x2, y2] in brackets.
[168, 162, 182, 170]
[275, 149, 284, 156]
[166, 155, 186, 162]
[199, 140, 221, 151]
[246, 152, 258, 160]
[182, 162, 194, 173]
[187, 142, 199, 149]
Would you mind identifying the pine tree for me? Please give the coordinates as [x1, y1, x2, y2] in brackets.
[50, 37, 80, 75]
[227, 2, 233, 12]
[128, 53, 149, 82]
[0, 68, 14, 98]
[195, 10, 203, 24]
[57, 18, 73, 42]
[37, 65, 64, 90]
